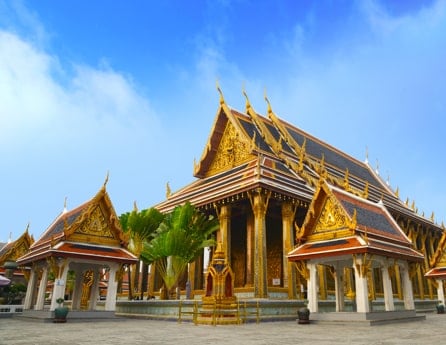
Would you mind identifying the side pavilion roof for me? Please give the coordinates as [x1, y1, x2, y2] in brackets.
[16, 184, 137, 266]
[288, 180, 424, 263]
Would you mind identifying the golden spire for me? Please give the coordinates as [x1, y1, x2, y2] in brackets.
[298, 138, 306, 173]
[242, 86, 251, 112]
[63, 197, 68, 213]
[394, 186, 399, 198]
[264, 89, 273, 115]
[363, 181, 369, 199]
[166, 182, 172, 198]
[104, 171, 109, 187]
[343, 168, 350, 191]
[216, 80, 225, 105]
[430, 211, 435, 222]
[133, 200, 138, 212]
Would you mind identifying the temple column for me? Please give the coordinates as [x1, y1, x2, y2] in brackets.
[250, 190, 269, 298]
[318, 265, 327, 300]
[281, 202, 297, 298]
[23, 265, 38, 309]
[437, 279, 445, 305]
[89, 268, 100, 310]
[307, 262, 318, 312]
[394, 265, 403, 299]
[105, 263, 119, 311]
[334, 263, 345, 312]
[381, 261, 395, 311]
[217, 205, 231, 264]
[72, 266, 84, 310]
[35, 266, 49, 310]
[353, 256, 370, 313]
[399, 261, 415, 310]
[345, 267, 355, 300]
[245, 213, 254, 287]
[50, 260, 69, 311]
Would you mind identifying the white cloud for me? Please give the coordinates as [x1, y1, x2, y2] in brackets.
[0, 30, 160, 154]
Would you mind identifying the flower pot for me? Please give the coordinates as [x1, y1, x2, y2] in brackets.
[297, 307, 310, 324]
[436, 304, 445, 314]
[54, 307, 69, 323]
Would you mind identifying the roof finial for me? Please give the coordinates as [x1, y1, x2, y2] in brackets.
[103, 171, 109, 188]
[216, 80, 225, 105]
[242, 84, 251, 112]
[375, 159, 379, 175]
[133, 200, 138, 212]
[8, 232, 12, 243]
[63, 197, 68, 213]
[166, 182, 172, 198]
[365, 146, 369, 164]
[264, 88, 272, 115]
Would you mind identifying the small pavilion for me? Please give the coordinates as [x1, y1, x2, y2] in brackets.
[16, 182, 137, 318]
[0, 227, 34, 285]
[425, 230, 446, 306]
[288, 179, 424, 321]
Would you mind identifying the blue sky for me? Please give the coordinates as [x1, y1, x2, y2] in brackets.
[1, 0, 445, 243]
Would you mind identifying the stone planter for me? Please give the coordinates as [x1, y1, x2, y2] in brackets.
[54, 306, 69, 323]
[297, 307, 310, 324]
[436, 304, 445, 314]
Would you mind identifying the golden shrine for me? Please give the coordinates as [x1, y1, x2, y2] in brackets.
[152, 88, 444, 317]
[197, 242, 239, 324]
[15, 180, 138, 320]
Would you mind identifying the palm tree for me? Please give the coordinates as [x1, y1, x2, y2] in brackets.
[141, 202, 219, 299]
[120, 205, 164, 300]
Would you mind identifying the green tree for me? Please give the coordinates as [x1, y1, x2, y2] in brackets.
[120, 205, 164, 300]
[141, 202, 219, 299]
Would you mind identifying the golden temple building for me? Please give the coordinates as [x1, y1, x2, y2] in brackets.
[154, 89, 444, 312]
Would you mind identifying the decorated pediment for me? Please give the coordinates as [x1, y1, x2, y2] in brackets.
[297, 181, 355, 242]
[66, 190, 123, 246]
[206, 121, 253, 177]
[0, 229, 33, 263]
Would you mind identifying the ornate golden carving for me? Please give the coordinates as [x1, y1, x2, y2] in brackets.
[81, 269, 94, 309]
[294, 261, 309, 280]
[75, 206, 114, 239]
[206, 121, 252, 176]
[315, 198, 347, 233]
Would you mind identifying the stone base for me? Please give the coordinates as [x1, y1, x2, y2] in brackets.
[14, 309, 119, 323]
[311, 310, 426, 326]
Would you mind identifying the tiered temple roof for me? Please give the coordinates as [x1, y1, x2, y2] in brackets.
[17, 184, 137, 266]
[156, 91, 443, 237]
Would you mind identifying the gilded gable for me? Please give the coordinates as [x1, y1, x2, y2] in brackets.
[68, 204, 119, 245]
[306, 192, 355, 242]
[206, 121, 252, 177]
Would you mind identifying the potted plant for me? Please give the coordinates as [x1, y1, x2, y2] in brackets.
[297, 300, 310, 324]
[54, 297, 69, 323]
[436, 303, 445, 314]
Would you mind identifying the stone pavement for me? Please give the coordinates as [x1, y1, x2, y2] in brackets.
[1, 313, 444, 345]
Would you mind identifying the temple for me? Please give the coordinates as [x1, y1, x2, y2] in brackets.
[14, 182, 137, 319]
[2, 89, 445, 321]
[153, 89, 444, 314]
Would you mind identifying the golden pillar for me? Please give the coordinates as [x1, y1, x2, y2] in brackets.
[394, 264, 403, 300]
[281, 202, 297, 298]
[217, 205, 232, 265]
[245, 212, 254, 287]
[250, 190, 269, 298]
[317, 265, 327, 300]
